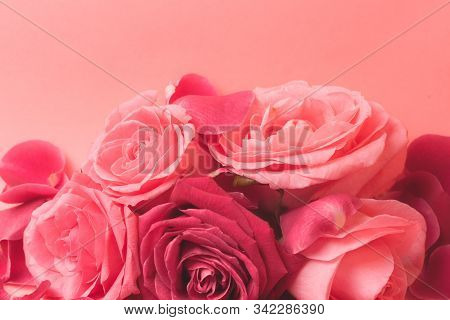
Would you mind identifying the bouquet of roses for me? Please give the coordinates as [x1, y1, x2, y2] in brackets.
[1, 74, 448, 300]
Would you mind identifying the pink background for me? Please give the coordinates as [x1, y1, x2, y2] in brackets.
[0, 0, 449, 170]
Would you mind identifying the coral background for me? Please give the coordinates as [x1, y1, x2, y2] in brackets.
[0, 0, 449, 169]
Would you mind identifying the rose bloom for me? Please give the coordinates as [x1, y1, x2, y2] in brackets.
[23, 174, 140, 299]
[138, 177, 289, 299]
[280, 194, 426, 299]
[1, 140, 66, 299]
[207, 81, 407, 199]
[390, 135, 450, 299]
[84, 91, 195, 207]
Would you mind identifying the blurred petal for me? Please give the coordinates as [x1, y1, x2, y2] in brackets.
[409, 245, 450, 300]
[407, 135, 450, 192]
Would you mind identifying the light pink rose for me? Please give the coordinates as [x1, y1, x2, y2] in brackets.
[0, 140, 66, 299]
[84, 91, 195, 207]
[207, 81, 408, 199]
[23, 174, 140, 299]
[280, 194, 426, 299]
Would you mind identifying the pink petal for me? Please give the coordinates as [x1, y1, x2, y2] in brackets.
[169, 74, 218, 103]
[176, 91, 254, 134]
[0, 140, 65, 187]
[0, 200, 45, 241]
[6, 240, 33, 283]
[289, 256, 343, 300]
[1, 280, 50, 300]
[315, 116, 407, 198]
[281, 194, 361, 254]
[361, 199, 426, 284]
[0, 183, 58, 204]
[0, 241, 10, 282]
[331, 241, 394, 299]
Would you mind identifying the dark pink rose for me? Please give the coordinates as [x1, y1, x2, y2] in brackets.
[0, 140, 66, 299]
[23, 174, 140, 299]
[281, 194, 426, 299]
[390, 135, 450, 299]
[138, 177, 289, 299]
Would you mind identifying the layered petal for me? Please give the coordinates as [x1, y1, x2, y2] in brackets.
[138, 177, 288, 299]
[281, 195, 426, 300]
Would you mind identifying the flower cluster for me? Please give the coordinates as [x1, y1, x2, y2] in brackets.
[0, 74, 447, 299]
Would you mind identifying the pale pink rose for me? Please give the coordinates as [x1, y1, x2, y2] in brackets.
[207, 81, 408, 199]
[280, 194, 426, 299]
[84, 91, 195, 207]
[0, 140, 67, 299]
[23, 174, 140, 299]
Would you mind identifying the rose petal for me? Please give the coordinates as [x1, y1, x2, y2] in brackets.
[0, 140, 65, 187]
[1, 280, 50, 300]
[331, 241, 394, 299]
[289, 256, 343, 300]
[0, 183, 58, 204]
[0, 200, 45, 241]
[281, 194, 361, 254]
[177, 91, 254, 134]
[169, 73, 218, 103]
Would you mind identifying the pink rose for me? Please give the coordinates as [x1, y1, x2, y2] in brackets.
[207, 81, 408, 200]
[23, 174, 140, 299]
[84, 91, 195, 207]
[0, 140, 66, 299]
[390, 135, 450, 299]
[281, 194, 426, 299]
[138, 177, 289, 299]
[85, 75, 255, 208]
